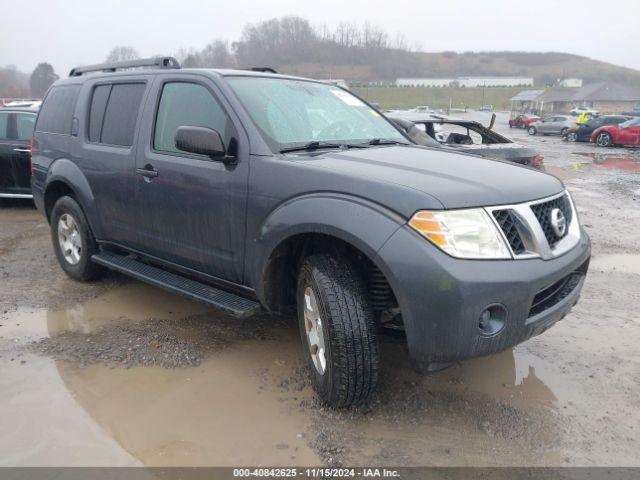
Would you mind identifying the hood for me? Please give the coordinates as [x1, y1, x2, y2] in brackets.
[290, 145, 562, 209]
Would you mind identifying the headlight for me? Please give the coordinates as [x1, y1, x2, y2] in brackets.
[408, 209, 511, 259]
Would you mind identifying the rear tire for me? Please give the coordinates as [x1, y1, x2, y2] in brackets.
[595, 132, 613, 147]
[297, 254, 378, 408]
[50, 196, 105, 282]
[528, 126, 537, 135]
[561, 127, 569, 137]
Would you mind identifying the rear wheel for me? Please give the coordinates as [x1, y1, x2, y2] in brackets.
[596, 132, 613, 147]
[297, 254, 378, 408]
[561, 127, 569, 137]
[50, 196, 105, 281]
[528, 126, 537, 135]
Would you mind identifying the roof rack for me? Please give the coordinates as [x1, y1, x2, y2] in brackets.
[250, 67, 277, 74]
[69, 56, 181, 77]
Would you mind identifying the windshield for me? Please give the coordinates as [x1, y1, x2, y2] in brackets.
[620, 117, 640, 128]
[227, 77, 407, 151]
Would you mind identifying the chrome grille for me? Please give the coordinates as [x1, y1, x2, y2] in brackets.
[492, 210, 525, 254]
[487, 191, 580, 260]
[530, 195, 573, 248]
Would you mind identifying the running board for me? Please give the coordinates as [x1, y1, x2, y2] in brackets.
[91, 251, 261, 318]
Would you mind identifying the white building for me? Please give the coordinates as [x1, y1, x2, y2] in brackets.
[559, 78, 583, 88]
[396, 76, 533, 88]
[396, 78, 455, 87]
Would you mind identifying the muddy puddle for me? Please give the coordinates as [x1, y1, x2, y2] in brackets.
[2, 263, 640, 466]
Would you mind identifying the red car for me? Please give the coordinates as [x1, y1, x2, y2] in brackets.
[591, 117, 640, 147]
[509, 114, 541, 128]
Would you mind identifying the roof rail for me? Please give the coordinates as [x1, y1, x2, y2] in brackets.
[69, 56, 181, 77]
[250, 67, 277, 74]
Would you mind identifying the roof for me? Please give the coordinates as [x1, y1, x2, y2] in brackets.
[572, 82, 640, 102]
[535, 88, 579, 102]
[510, 90, 545, 102]
[533, 83, 640, 103]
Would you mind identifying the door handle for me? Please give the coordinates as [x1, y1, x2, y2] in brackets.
[13, 148, 30, 153]
[135, 166, 159, 179]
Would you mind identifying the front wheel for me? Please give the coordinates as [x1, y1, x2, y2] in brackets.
[595, 132, 613, 147]
[50, 196, 105, 281]
[528, 126, 537, 135]
[297, 254, 379, 408]
[566, 132, 578, 142]
[561, 127, 569, 137]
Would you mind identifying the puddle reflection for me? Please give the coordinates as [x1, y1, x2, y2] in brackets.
[437, 348, 557, 408]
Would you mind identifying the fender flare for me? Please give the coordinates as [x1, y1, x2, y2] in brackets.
[248, 192, 407, 305]
[44, 158, 103, 237]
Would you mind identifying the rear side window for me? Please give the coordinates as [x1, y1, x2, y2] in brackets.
[16, 113, 36, 140]
[36, 85, 81, 134]
[153, 82, 229, 155]
[88, 83, 146, 147]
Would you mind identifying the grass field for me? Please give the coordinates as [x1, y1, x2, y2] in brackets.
[352, 86, 523, 111]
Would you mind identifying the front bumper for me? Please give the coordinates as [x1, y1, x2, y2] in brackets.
[376, 225, 591, 367]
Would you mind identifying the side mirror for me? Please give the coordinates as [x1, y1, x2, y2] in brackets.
[175, 126, 226, 158]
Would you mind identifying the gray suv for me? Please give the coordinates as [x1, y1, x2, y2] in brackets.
[31, 58, 590, 407]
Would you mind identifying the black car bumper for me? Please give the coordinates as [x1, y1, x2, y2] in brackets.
[377, 225, 591, 367]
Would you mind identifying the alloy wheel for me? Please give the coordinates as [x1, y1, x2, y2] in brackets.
[57, 213, 82, 265]
[303, 286, 327, 375]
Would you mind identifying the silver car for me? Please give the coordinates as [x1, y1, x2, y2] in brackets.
[528, 115, 576, 136]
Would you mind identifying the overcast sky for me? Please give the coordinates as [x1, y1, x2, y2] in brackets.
[2, 0, 638, 75]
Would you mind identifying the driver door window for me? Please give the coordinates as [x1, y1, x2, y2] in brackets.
[154, 82, 229, 156]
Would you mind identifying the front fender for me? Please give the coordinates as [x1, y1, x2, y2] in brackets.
[248, 193, 406, 302]
[45, 158, 102, 237]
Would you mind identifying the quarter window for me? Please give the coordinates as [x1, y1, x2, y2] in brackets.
[153, 82, 229, 155]
[36, 85, 81, 134]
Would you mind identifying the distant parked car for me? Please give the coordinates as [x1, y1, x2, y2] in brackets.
[570, 106, 599, 116]
[565, 115, 632, 142]
[621, 108, 640, 117]
[1, 100, 42, 109]
[509, 114, 541, 129]
[527, 115, 575, 136]
[590, 117, 640, 147]
[390, 115, 544, 169]
[0, 104, 39, 199]
[479, 105, 493, 112]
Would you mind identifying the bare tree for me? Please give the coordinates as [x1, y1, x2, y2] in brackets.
[105, 46, 140, 63]
[200, 40, 234, 67]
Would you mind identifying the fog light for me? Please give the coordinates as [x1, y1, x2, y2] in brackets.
[478, 304, 507, 337]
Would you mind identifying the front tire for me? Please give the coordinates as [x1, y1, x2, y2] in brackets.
[567, 132, 578, 142]
[596, 132, 613, 147]
[561, 127, 569, 137]
[297, 254, 378, 408]
[50, 196, 104, 281]
[528, 126, 537, 135]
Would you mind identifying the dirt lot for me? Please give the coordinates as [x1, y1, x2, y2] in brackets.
[1, 112, 639, 467]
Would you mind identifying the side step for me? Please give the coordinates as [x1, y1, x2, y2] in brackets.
[91, 251, 261, 318]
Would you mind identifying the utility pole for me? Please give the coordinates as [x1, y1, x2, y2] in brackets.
[482, 81, 486, 108]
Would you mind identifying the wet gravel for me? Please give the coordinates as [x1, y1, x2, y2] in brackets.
[29, 313, 286, 368]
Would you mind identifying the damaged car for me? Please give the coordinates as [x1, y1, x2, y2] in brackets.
[390, 114, 544, 169]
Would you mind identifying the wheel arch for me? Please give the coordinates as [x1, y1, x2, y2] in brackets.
[250, 194, 405, 313]
[43, 159, 102, 236]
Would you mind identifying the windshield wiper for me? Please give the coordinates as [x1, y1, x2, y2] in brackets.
[368, 138, 410, 146]
[280, 141, 344, 154]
